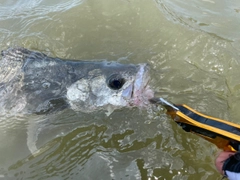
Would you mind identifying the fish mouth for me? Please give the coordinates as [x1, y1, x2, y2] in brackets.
[130, 64, 154, 107]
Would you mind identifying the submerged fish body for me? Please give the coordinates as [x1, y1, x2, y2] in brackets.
[0, 47, 154, 115]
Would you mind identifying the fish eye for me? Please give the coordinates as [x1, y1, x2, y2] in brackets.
[107, 74, 125, 90]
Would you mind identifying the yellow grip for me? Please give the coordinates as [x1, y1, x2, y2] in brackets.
[166, 104, 240, 151]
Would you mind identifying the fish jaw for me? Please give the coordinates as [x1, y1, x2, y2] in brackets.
[123, 64, 154, 107]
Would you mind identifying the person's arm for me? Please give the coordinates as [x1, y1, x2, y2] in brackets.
[215, 151, 240, 179]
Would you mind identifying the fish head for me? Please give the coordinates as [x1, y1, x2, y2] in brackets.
[66, 62, 154, 114]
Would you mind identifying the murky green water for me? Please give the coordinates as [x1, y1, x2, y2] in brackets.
[0, 0, 240, 179]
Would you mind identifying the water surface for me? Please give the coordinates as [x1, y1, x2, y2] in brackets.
[0, 0, 240, 179]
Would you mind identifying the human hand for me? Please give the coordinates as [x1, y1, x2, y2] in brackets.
[215, 151, 236, 175]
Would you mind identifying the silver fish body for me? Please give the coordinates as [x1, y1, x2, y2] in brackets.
[0, 48, 154, 115]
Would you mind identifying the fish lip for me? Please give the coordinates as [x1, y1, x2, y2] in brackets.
[130, 64, 154, 107]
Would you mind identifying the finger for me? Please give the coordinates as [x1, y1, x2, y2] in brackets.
[215, 151, 236, 174]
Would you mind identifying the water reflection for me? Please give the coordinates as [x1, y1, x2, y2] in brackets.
[8, 124, 105, 179]
[1, 109, 217, 179]
[155, 0, 240, 41]
[0, 0, 84, 20]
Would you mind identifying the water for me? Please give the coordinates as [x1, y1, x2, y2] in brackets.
[0, 0, 240, 179]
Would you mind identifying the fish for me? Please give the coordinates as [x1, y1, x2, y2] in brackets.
[0, 47, 154, 154]
[0, 47, 154, 115]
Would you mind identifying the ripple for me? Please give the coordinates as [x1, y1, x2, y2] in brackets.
[155, 0, 240, 41]
[0, 0, 85, 20]
[7, 124, 107, 180]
